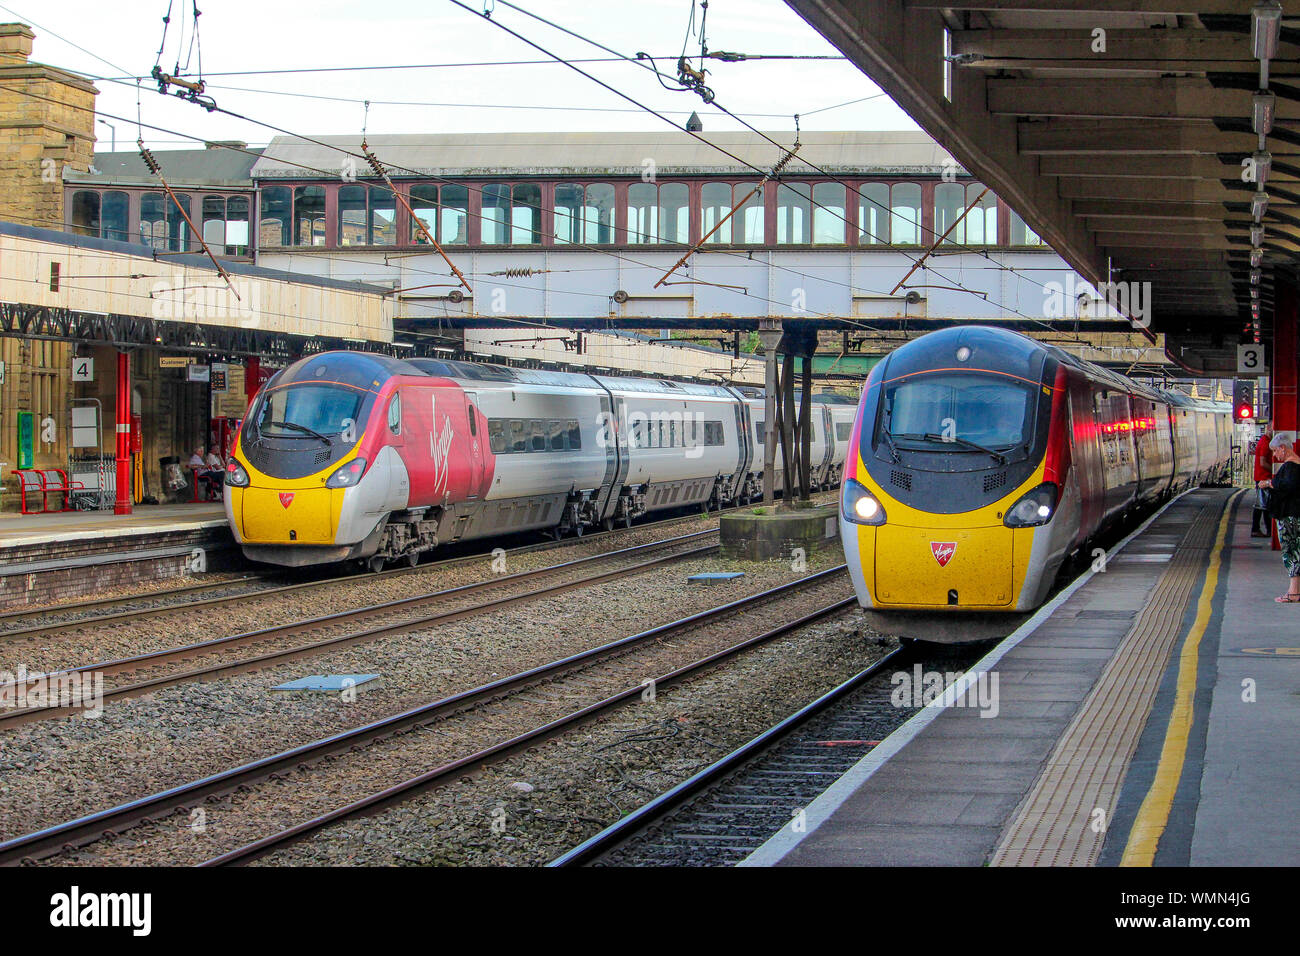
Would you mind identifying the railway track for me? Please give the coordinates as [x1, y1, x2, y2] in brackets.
[0, 566, 852, 866]
[550, 641, 989, 866]
[0, 530, 720, 728]
[0, 496, 820, 640]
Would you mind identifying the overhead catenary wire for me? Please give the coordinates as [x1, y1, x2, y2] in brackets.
[452, 0, 1072, 334]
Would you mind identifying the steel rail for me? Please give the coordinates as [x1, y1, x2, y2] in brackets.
[0, 566, 847, 866]
[548, 644, 906, 866]
[0, 531, 721, 728]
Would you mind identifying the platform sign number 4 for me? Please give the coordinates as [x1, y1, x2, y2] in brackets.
[1238, 344, 1265, 376]
[72, 356, 93, 382]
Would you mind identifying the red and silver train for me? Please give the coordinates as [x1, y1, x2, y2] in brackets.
[224, 352, 856, 569]
[840, 326, 1231, 620]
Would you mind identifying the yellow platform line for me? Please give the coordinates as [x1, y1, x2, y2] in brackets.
[1120, 491, 1241, 867]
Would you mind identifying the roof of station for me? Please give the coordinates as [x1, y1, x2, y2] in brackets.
[248, 130, 959, 179]
[71, 146, 263, 188]
[786, 0, 1296, 375]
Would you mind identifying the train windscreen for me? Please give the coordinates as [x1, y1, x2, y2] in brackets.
[250, 384, 369, 445]
[882, 373, 1034, 453]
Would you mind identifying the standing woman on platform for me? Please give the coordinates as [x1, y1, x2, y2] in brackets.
[1262, 433, 1300, 603]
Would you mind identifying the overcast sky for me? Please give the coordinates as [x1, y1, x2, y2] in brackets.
[1, 0, 920, 151]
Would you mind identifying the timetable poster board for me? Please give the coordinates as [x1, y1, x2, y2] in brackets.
[211, 365, 247, 419]
[16, 411, 33, 469]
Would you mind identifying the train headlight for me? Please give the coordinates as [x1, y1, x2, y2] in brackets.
[1004, 483, 1058, 528]
[843, 478, 887, 526]
[325, 458, 368, 488]
[225, 460, 250, 488]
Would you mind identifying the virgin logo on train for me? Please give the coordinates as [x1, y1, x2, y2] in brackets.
[279, 492, 294, 509]
[931, 542, 957, 567]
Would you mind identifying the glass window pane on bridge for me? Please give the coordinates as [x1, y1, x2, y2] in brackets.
[70, 190, 99, 238]
[813, 182, 846, 244]
[965, 184, 996, 245]
[410, 184, 439, 244]
[858, 182, 889, 244]
[141, 192, 166, 249]
[777, 183, 812, 244]
[294, 185, 325, 246]
[226, 196, 249, 255]
[736, 182, 764, 244]
[935, 182, 965, 245]
[166, 192, 192, 252]
[441, 185, 469, 244]
[553, 183, 583, 245]
[627, 182, 658, 244]
[701, 182, 733, 244]
[481, 184, 510, 245]
[584, 184, 615, 244]
[338, 185, 366, 246]
[658, 183, 689, 244]
[259, 186, 291, 247]
[1008, 208, 1043, 246]
[891, 183, 921, 245]
[370, 187, 396, 246]
[511, 183, 542, 245]
[202, 195, 227, 249]
[102, 190, 130, 243]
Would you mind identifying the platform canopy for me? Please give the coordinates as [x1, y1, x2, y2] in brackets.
[787, 0, 1297, 374]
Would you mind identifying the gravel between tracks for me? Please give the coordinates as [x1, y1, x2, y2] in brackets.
[251, 613, 898, 867]
[0, 508, 750, 677]
[3, 543, 844, 848]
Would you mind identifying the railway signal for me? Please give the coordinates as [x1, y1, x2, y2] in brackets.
[1233, 380, 1255, 421]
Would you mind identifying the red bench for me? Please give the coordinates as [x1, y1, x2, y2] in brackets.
[13, 468, 83, 514]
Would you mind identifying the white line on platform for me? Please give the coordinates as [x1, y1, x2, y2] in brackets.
[737, 488, 1196, 868]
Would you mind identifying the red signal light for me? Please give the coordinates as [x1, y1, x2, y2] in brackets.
[1237, 404, 1254, 420]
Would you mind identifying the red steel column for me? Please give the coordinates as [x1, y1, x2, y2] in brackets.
[114, 350, 132, 515]
[1273, 278, 1297, 435]
[245, 356, 261, 411]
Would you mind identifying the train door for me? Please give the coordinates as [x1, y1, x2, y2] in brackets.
[463, 390, 485, 499]
[384, 389, 409, 507]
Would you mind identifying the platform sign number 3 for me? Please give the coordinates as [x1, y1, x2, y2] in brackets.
[72, 356, 94, 382]
[1238, 344, 1265, 376]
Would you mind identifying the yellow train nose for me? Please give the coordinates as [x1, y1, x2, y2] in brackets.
[873, 525, 1015, 607]
[236, 487, 339, 545]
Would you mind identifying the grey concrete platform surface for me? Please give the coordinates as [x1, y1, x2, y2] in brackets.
[0, 503, 225, 547]
[742, 487, 1300, 866]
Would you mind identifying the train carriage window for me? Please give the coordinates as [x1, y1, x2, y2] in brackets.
[836, 422, 852, 441]
[567, 419, 581, 449]
[387, 394, 401, 435]
[510, 420, 527, 453]
[488, 420, 507, 454]
[530, 420, 547, 451]
[467, 403, 478, 437]
[669, 419, 678, 447]
[548, 420, 566, 451]
[754, 422, 765, 445]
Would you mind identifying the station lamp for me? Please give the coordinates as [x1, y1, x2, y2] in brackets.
[1253, 1, 1283, 60]
[1251, 248, 1264, 268]
[1253, 91, 1276, 135]
[1251, 224, 1266, 247]
[1252, 192, 1269, 223]
[1252, 150, 1272, 185]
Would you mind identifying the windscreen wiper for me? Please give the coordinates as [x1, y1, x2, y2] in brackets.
[267, 420, 333, 444]
[897, 432, 1007, 466]
[879, 427, 901, 464]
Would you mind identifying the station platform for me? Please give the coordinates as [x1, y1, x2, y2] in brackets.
[0, 503, 235, 609]
[742, 487, 1300, 867]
